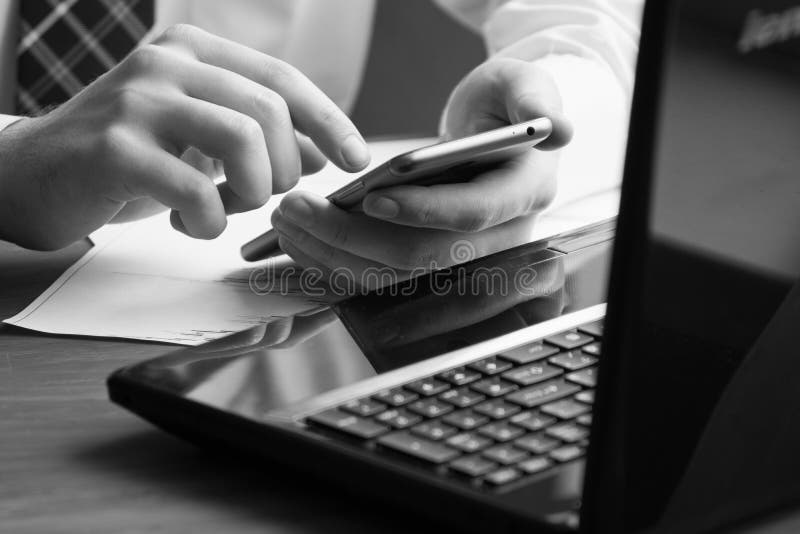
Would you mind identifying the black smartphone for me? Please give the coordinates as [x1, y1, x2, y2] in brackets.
[241, 117, 552, 261]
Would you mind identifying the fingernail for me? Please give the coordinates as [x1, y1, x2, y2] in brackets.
[341, 134, 370, 169]
[282, 195, 314, 227]
[365, 196, 399, 219]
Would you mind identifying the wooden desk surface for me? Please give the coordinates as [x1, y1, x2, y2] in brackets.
[1, 239, 799, 534]
[0, 240, 434, 534]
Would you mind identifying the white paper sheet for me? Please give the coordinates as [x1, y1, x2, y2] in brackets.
[4, 132, 622, 346]
[3, 139, 432, 345]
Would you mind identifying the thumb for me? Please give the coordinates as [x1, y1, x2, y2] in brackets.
[500, 59, 573, 150]
[512, 95, 573, 150]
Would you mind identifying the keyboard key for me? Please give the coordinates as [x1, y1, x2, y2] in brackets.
[439, 388, 485, 408]
[478, 421, 524, 442]
[468, 356, 513, 376]
[578, 320, 604, 338]
[376, 408, 422, 429]
[411, 420, 458, 441]
[566, 368, 597, 388]
[576, 414, 593, 426]
[509, 411, 557, 432]
[483, 444, 528, 465]
[408, 398, 453, 418]
[502, 362, 562, 386]
[518, 457, 553, 475]
[405, 377, 450, 397]
[514, 433, 560, 454]
[545, 331, 593, 350]
[484, 467, 521, 486]
[447, 432, 493, 453]
[474, 400, 521, 419]
[541, 399, 591, 420]
[341, 398, 386, 417]
[437, 366, 481, 386]
[574, 390, 595, 404]
[546, 422, 589, 443]
[471, 377, 517, 397]
[499, 343, 559, 365]
[582, 342, 602, 357]
[449, 455, 497, 477]
[378, 432, 459, 464]
[549, 444, 585, 463]
[372, 388, 418, 407]
[307, 409, 389, 439]
[506, 379, 580, 408]
[549, 351, 598, 371]
[443, 410, 489, 430]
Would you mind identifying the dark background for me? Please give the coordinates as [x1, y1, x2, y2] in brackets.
[351, 0, 486, 137]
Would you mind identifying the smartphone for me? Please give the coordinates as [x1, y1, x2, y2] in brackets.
[241, 117, 552, 261]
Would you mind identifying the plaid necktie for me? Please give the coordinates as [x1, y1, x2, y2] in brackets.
[17, 0, 154, 115]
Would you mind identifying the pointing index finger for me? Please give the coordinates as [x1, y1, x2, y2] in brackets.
[154, 25, 370, 171]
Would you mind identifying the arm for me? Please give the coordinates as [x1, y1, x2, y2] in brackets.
[435, 0, 641, 92]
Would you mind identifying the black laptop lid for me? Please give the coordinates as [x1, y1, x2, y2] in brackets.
[583, 1, 800, 532]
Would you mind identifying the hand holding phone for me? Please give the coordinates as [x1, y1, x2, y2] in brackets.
[241, 118, 552, 261]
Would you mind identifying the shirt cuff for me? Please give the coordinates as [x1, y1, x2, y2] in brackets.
[530, 54, 630, 212]
[0, 114, 23, 131]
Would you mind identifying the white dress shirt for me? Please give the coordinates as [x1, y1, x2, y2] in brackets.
[0, 0, 642, 131]
[0, 0, 642, 234]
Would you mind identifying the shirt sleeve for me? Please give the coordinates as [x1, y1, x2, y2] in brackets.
[435, 0, 642, 94]
[0, 114, 22, 131]
[435, 0, 644, 215]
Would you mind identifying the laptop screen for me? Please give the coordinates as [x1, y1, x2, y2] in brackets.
[586, 1, 800, 532]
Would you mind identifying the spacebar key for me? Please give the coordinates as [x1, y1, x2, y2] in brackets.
[378, 431, 460, 464]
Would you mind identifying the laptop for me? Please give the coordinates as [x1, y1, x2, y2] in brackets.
[107, 1, 800, 532]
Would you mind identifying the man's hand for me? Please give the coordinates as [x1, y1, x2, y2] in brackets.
[271, 58, 572, 285]
[0, 24, 369, 250]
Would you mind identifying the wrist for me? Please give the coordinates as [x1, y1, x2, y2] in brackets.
[0, 117, 48, 248]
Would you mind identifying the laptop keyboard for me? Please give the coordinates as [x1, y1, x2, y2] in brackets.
[305, 319, 603, 490]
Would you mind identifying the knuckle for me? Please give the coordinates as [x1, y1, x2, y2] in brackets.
[95, 124, 133, 159]
[124, 44, 166, 73]
[317, 103, 342, 128]
[494, 57, 527, 81]
[262, 58, 300, 84]
[161, 23, 201, 44]
[251, 90, 290, 124]
[228, 114, 264, 144]
[109, 86, 147, 116]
